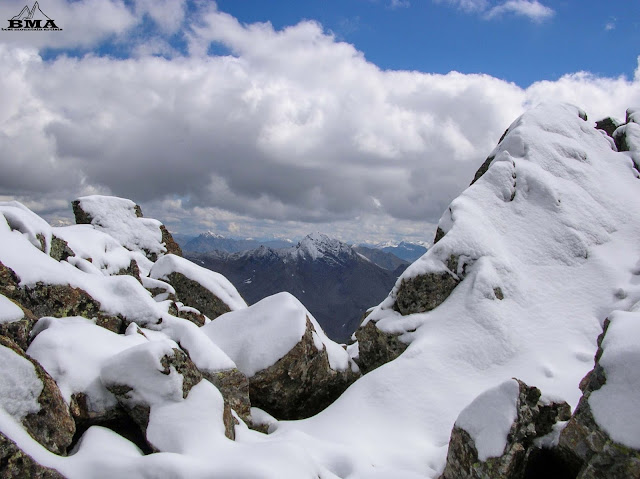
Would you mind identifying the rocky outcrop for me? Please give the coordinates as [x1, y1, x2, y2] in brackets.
[0, 432, 65, 479]
[440, 379, 571, 479]
[0, 336, 75, 455]
[555, 317, 640, 478]
[393, 255, 462, 316]
[19, 283, 101, 320]
[49, 236, 75, 262]
[354, 319, 408, 374]
[249, 317, 359, 420]
[160, 225, 182, 257]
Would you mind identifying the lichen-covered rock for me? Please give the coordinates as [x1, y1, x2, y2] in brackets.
[49, 235, 75, 262]
[556, 315, 640, 479]
[0, 295, 37, 350]
[19, 283, 101, 319]
[393, 255, 461, 316]
[163, 272, 232, 319]
[160, 225, 182, 257]
[0, 432, 66, 479]
[0, 336, 75, 455]
[354, 319, 408, 374]
[440, 379, 570, 479]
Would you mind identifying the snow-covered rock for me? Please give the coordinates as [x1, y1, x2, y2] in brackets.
[150, 254, 247, 320]
[72, 195, 182, 261]
[0, 336, 75, 455]
[557, 309, 640, 478]
[204, 292, 359, 419]
[440, 379, 570, 479]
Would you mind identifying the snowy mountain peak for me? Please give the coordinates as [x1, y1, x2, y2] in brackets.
[293, 233, 356, 263]
[202, 231, 225, 239]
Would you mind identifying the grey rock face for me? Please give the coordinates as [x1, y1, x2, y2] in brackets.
[354, 319, 408, 374]
[595, 117, 621, 138]
[0, 336, 75, 456]
[440, 379, 571, 479]
[0, 432, 66, 479]
[248, 318, 359, 420]
[556, 319, 640, 479]
[163, 271, 232, 320]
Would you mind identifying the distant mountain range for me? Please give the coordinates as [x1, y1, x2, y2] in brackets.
[183, 231, 294, 254]
[361, 240, 429, 262]
[186, 233, 409, 342]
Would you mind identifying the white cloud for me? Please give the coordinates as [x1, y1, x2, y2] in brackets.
[484, 0, 554, 22]
[605, 18, 616, 31]
[434, 0, 554, 22]
[389, 0, 411, 9]
[1, 5, 639, 243]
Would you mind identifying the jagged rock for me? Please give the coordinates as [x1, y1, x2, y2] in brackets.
[393, 255, 461, 316]
[49, 236, 75, 262]
[0, 296, 36, 350]
[354, 319, 408, 374]
[0, 262, 20, 298]
[0, 336, 75, 455]
[160, 225, 182, 257]
[556, 316, 640, 478]
[163, 271, 231, 320]
[433, 226, 446, 245]
[101, 341, 236, 445]
[440, 379, 571, 479]
[115, 259, 141, 283]
[595, 117, 621, 138]
[71, 200, 93, 225]
[248, 317, 359, 419]
[0, 431, 65, 479]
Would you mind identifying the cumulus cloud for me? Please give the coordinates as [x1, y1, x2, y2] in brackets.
[1, 3, 639, 243]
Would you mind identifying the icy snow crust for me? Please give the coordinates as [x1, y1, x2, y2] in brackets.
[0, 344, 42, 421]
[2, 104, 640, 478]
[203, 292, 352, 376]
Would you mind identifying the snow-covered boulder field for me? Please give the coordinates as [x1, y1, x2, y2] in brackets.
[0, 103, 639, 478]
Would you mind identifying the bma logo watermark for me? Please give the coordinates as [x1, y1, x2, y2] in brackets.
[2, 2, 62, 31]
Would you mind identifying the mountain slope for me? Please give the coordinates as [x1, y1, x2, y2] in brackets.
[188, 233, 405, 342]
[184, 232, 293, 254]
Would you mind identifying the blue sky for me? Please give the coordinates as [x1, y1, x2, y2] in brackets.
[214, 0, 639, 86]
[0, 0, 639, 243]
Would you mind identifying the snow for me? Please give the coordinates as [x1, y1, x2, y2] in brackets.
[203, 292, 353, 376]
[588, 309, 640, 449]
[0, 201, 52, 254]
[150, 254, 247, 311]
[74, 195, 166, 258]
[0, 343, 42, 421]
[27, 316, 148, 410]
[53, 224, 153, 277]
[0, 294, 24, 324]
[454, 379, 519, 461]
[628, 107, 639, 123]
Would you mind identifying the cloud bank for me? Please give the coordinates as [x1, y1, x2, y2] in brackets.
[1, 3, 639, 242]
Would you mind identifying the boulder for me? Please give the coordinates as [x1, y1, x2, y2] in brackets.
[0, 432, 65, 479]
[595, 117, 621, 138]
[0, 294, 37, 350]
[203, 292, 359, 420]
[18, 283, 101, 320]
[0, 336, 75, 455]
[556, 313, 640, 478]
[353, 318, 408, 374]
[201, 367, 251, 424]
[49, 235, 75, 262]
[150, 254, 247, 321]
[440, 379, 571, 479]
[101, 341, 236, 448]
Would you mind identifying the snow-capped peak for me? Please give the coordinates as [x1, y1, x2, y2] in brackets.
[290, 233, 356, 263]
[202, 231, 225, 239]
